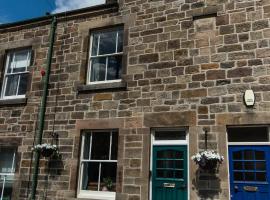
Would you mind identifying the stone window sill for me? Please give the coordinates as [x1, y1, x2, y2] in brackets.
[77, 191, 115, 200]
[0, 98, 27, 106]
[77, 81, 127, 93]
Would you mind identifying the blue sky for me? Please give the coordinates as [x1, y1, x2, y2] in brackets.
[0, 0, 105, 24]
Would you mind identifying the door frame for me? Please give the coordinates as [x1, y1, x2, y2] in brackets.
[149, 128, 189, 200]
[227, 125, 270, 200]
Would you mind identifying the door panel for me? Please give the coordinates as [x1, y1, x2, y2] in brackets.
[152, 146, 187, 200]
[229, 146, 270, 200]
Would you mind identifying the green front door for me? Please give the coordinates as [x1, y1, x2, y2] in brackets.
[152, 145, 187, 200]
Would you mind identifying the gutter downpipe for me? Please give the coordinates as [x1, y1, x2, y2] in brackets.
[30, 15, 57, 200]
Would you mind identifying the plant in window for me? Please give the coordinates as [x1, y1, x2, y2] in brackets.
[191, 150, 224, 170]
[102, 177, 113, 191]
[32, 143, 58, 157]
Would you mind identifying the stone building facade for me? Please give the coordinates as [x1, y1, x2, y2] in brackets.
[0, 0, 270, 199]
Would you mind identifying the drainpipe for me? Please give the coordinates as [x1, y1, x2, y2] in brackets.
[30, 15, 57, 200]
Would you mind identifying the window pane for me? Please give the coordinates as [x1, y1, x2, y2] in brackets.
[0, 175, 13, 200]
[98, 30, 117, 55]
[256, 172, 266, 182]
[233, 151, 242, 160]
[245, 172, 255, 181]
[91, 34, 99, 56]
[234, 172, 243, 181]
[90, 57, 106, 82]
[157, 150, 175, 159]
[256, 162, 266, 170]
[117, 29, 123, 53]
[13, 50, 29, 72]
[233, 161, 243, 170]
[228, 127, 269, 142]
[175, 170, 183, 179]
[4, 75, 19, 97]
[91, 132, 110, 160]
[111, 132, 118, 160]
[18, 74, 28, 95]
[107, 56, 122, 81]
[7, 53, 14, 73]
[157, 170, 173, 178]
[0, 148, 15, 173]
[81, 162, 117, 192]
[100, 162, 117, 192]
[244, 150, 253, 160]
[255, 151, 265, 160]
[157, 160, 174, 169]
[0, 148, 16, 200]
[83, 134, 91, 160]
[175, 160, 183, 169]
[244, 162, 254, 170]
[81, 162, 99, 191]
[155, 130, 186, 140]
[175, 151, 183, 159]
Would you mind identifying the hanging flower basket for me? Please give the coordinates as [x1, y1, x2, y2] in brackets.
[32, 143, 58, 157]
[191, 150, 224, 170]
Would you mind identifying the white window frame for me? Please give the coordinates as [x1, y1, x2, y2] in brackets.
[87, 26, 123, 85]
[1, 49, 31, 100]
[227, 125, 270, 146]
[152, 128, 188, 146]
[77, 130, 117, 200]
[0, 148, 16, 200]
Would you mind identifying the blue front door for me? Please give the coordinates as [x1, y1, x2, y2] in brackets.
[229, 146, 270, 200]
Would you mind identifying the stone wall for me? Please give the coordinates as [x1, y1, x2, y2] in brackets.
[0, 0, 269, 199]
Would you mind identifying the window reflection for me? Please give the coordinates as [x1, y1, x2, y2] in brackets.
[89, 27, 123, 83]
[80, 131, 118, 193]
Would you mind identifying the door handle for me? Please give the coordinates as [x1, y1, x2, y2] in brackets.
[163, 183, 175, 188]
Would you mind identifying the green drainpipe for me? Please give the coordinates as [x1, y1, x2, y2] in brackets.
[30, 15, 57, 200]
